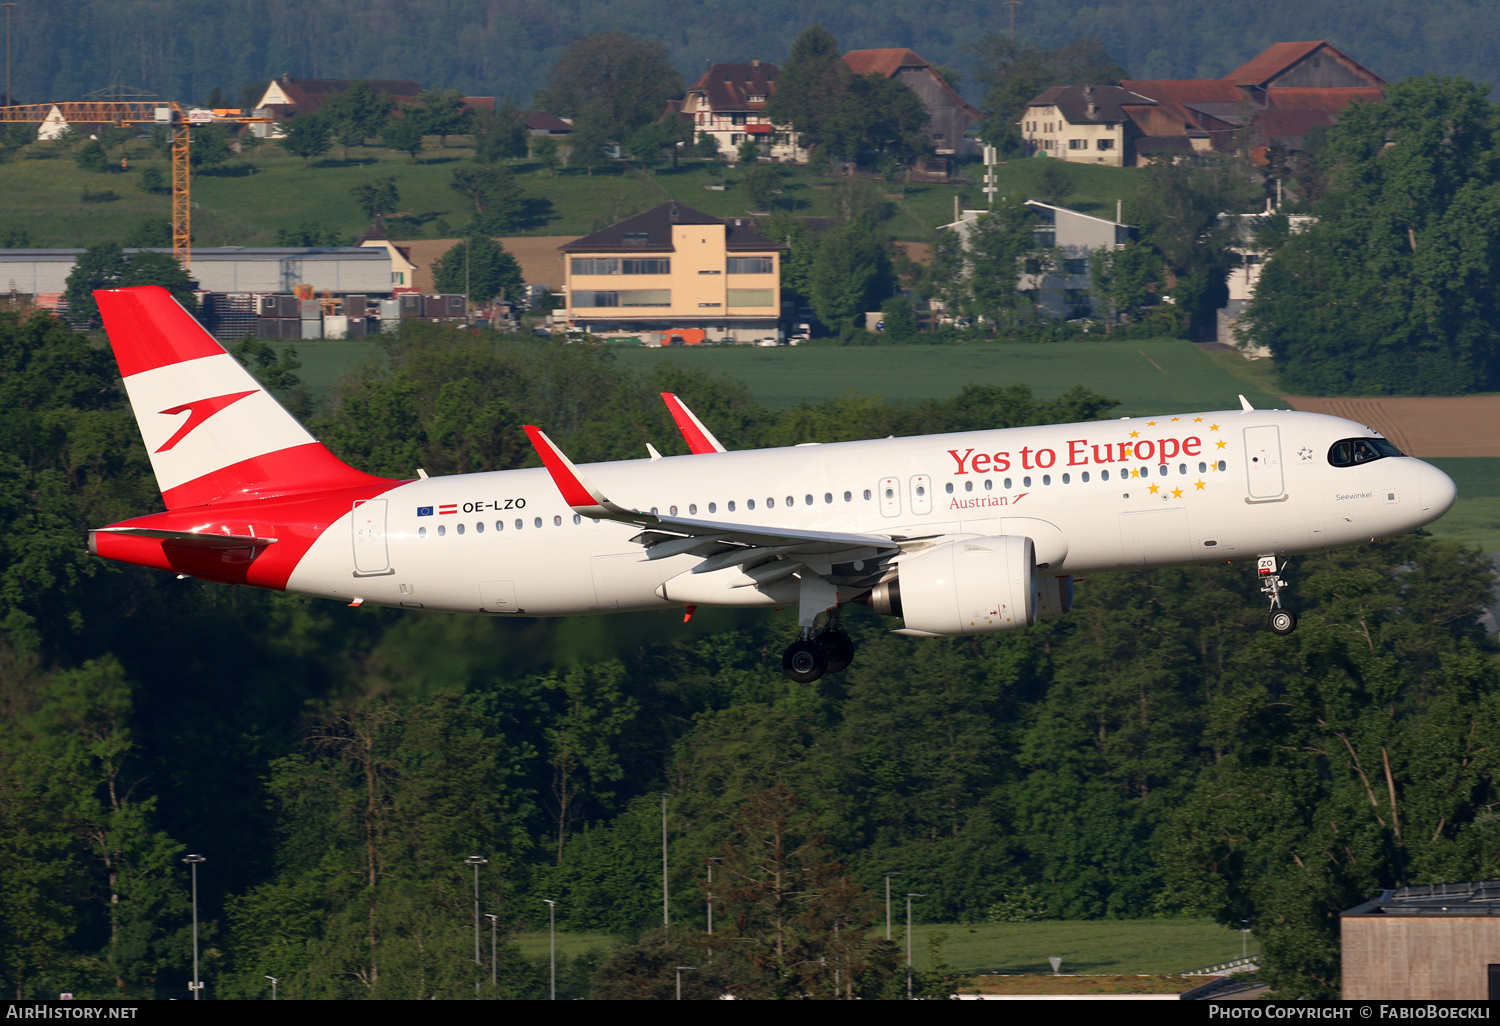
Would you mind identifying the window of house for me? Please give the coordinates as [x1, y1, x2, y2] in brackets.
[623, 232, 649, 245]
[1064, 258, 1088, 275]
[727, 289, 774, 306]
[619, 290, 670, 307]
[727, 256, 773, 274]
[622, 258, 670, 274]
[732, 114, 746, 125]
[1097, 138, 1115, 150]
[1069, 138, 1087, 150]
[572, 291, 619, 307]
[572, 258, 620, 275]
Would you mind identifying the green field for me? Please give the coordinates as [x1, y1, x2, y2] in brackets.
[613, 340, 1284, 416]
[1426, 458, 1500, 555]
[0, 138, 1142, 247]
[509, 918, 1257, 975]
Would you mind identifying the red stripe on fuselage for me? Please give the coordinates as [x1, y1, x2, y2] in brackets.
[161, 442, 394, 510]
[93, 480, 404, 589]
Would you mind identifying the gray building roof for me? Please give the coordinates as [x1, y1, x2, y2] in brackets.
[1344, 882, 1500, 918]
[0, 247, 391, 295]
[1023, 85, 1158, 124]
[560, 203, 782, 254]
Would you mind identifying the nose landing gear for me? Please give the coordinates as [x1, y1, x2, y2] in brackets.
[1259, 556, 1298, 635]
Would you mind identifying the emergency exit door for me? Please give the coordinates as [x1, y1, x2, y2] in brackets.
[1243, 426, 1285, 499]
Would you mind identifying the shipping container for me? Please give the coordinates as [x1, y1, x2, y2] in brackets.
[279, 318, 302, 340]
[399, 294, 423, 318]
[323, 315, 348, 340]
[298, 299, 322, 319]
[343, 294, 367, 318]
[300, 319, 323, 340]
[378, 298, 401, 319]
[346, 317, 368, 339]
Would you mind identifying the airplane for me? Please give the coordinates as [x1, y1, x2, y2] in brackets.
[88, 286, 1458, 682]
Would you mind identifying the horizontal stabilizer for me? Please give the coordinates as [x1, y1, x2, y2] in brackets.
[91, 527, 278, 549]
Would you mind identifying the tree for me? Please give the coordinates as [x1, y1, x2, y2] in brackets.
[64, 245, 198, 326]
[448, 164, 528, 233]
[535, 32, 683, 138]
[74, 140, 108, 172]
[809, 215, 895, 333]
[971, 37, 1127, 155]
[1036, 159, 1075, 206]
[412, 89, 470, 149]
[765, 26, 853, 163]
[1243, 76, 1500, 395]
[530, 135, 560, 177]
[188, 126, 232, 174]
[742, 163, 782, 212]
[277, 114, 332, 168]
[431, 235, 524, 304]
[350, 177, 400, 219]
[380, 116, 423, 163]
[321, 80, 392, 158]
[137, 166, 165, 193]
[473, 102, 529, 164]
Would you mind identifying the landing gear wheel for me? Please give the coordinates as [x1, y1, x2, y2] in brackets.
[1269, 608, 1298, 635]
[783, 639, 828, 683]
[820, 631, 855, 673]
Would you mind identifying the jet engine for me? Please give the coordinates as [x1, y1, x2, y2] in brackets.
[864, 535, 1036, 636]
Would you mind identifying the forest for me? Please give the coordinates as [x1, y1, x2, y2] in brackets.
[1, 307, 1497, 1000]
[5, 0, 1499, 113]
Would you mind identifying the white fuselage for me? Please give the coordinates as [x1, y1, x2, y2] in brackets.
[286, 409, 1456, 617]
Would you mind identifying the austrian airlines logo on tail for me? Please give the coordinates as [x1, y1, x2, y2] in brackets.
[155, 390, 258, 452]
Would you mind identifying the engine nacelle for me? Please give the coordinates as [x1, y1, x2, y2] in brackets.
[875, 535, 1036, 636]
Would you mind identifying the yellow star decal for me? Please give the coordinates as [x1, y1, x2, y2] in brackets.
[1147, 420, 1157, 427]
[1171, 417, 1180, 422]
[1121, 445, 1133, 458]
[1148, 483, 1160, 494]
[1129, 430, 1140, 438]
[1194, 416, 1203, 423]
[1171, 487, 1183, 498]
[1209, 423, 1220, 432]
[1194, 479, 1206, 490]
[1216, 439, 1227, 449]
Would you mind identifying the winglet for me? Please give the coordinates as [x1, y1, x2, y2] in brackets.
[1239, 394, 1255, 412]
[523, 425, 633, 518]
[661, 393, 727, 454]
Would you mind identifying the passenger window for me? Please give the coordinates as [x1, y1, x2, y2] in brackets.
[1042, 475, 1051, 486]
[689, 504, 697, 515]
[534, 517, 542, 528]
[456, 523, 465, 535]
[573, 514, 581, 525]
[1082, 471, 1090, 482]
[805, 495, 813, 505]
[863, 489, 872, 500]
[824, 493, 832, 504]
[1217, 460, 1226, 471]
[669, 505, 678, 516]
[984, 479, 992, 491]
[1023, 476, 1032, 487]
[476, 522, 484, 534]
[945, 482, 954, 494]
[766, 497, 775, 508]
[747, 500, 755, 510]
[495, 521, 503, 531]
[709, 502, 717, 513]
[515, 519, 523, 530]
[965, 480, 974, 492]
[1062, 473, 1070, 484]
[438, 525, 446, 537]
[843, 491, 851, 502]
[1199, 462, 1207, 473]
[1179, 463, 1187, 474]
[419, 526, 428, 538]
[554, 515, 562, 526]
[1003, 478, 1012, 489]
[785, 496, 793, 507]
[1102, 470, 1110, 481]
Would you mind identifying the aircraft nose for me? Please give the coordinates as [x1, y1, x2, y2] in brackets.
[1417, 461, 1457, 519]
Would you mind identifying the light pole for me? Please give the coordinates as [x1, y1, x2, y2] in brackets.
[706, 856, 722, 948]
[182, 855, 205, 1000]
[543, 899, 557, 1000]
[675, 965, 698, 1000]
[661, 794, 669, 935]
[1002, 0, 1021, 42]
[485, 913, 499, 988]
[265, 975, 277, 1001]
[906, 892, 926, 1001]
[464, 855, 487, 966]
[884, 872, 899, 940]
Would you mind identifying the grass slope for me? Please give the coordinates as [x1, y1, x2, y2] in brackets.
[612, 340, 1284, 416]
[507, 918, 1256, 975]
[1425, 458, 1500, 555]
[0, 140, 1142, 247]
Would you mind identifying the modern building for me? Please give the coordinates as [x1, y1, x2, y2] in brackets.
[843, 48, 980, 157]
[681, 61, 801, 162]
[1219, 207, 1315, 352]
[1343, 882, 1500, 999]
[0, 246, 394, 296]
[560, 202, 784, 341]
[935, 202, 1133, 320]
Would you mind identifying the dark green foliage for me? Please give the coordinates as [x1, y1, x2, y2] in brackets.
[187, 126, 232, 174]
[1036, 159, 1075, 206]
[274, 223, 347, 247]
[122, 220, 171, 248]
[349, 176, 400, 219]
[1244, 76, 1500, 395]
[62, 244, 197, 327]
[412, 88, 471, 148]
[431, 236, 524, 304]
[74, 140, 108, 173]
[379, 115, 424, 163]
[449, 164, 527, 233]
[136, 166, 165, 193]
[320, 80, 392, 157]
[277, 114, 332, 168]
[535, 32, 683, 138]
[809, 215, 896, 331]
[472, 102, 529, 164]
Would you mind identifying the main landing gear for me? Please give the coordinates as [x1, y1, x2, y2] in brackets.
[782, 613, 856, 684]
[1259, 556, 1298, 635]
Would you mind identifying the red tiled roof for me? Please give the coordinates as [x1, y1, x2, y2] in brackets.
[271, 77, 423, 115]
[687, 62, 780, 112]
[843, 48, 928, 78]
[1257, 108, 1338, 138]
[1121, 79, 1243, 123]
[463, 97, 495, 114]
[1267, 87, 1384, 110]
[1226, 41, 1386, 88]
[523, 111, 572, 132]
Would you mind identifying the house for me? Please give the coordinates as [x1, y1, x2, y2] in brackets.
[843, 49, 980, 156]
[357, 218, 418, 289]
[1218, 207, 1315, 353]
[935, 202, 1133, 320]
[1118, 41, 1385, 164]
[1017, 85, 1159, 166]
[1342, 882, 1500, 999]
[523, 111, 573, 136]
[560, 202, 784, 341]
[680, 60, 801, 162]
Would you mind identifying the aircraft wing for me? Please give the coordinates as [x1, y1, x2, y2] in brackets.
[525, 426, 899, 578]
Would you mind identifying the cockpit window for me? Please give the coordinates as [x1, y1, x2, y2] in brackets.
[1328, 437, 1404, 467]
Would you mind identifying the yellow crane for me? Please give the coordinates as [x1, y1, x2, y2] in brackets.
[0, 100, 273, 270]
